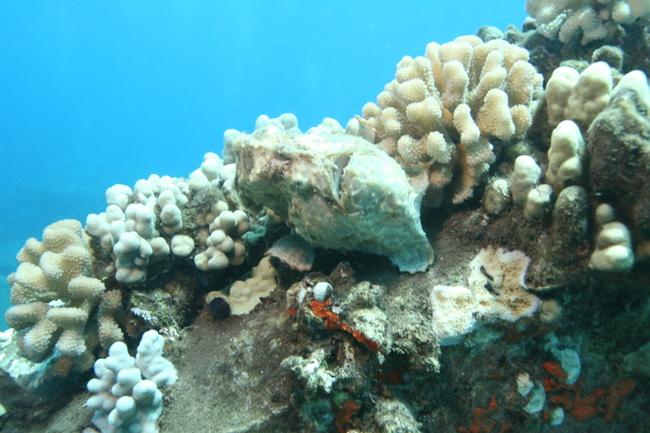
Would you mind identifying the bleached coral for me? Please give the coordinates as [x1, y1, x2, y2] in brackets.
[86, 175, 190, 283]
[430, 247, 540, 345]
[86, 330, 176, 433]
[510, 155, 542, 205]
[86, 153, 252, 282]
[5, 220, 123, 363]
[188, 152, 224, 192]
[281, 349, 337, 394]
[205, 256, 277, 315]
[351, 35, 543, 204]
[525, 184, 554, 221]
[526, 0, 650, 45]
[232, 114, 434, 273]
[590, 204, 635, 271]
[545, 62, 613, 127]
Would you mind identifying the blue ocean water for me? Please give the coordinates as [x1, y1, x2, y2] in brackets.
[0, 1, 525, 328]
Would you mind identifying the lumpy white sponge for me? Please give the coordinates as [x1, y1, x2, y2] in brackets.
[546, 120, 585, 190]
[545, 62, 613, 127]
[511, 155, 542, 205]
[590, 222, 635, 271]
[86, 330, 176, 433]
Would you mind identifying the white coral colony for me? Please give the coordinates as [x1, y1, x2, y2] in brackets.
[86, 330, 176, 433]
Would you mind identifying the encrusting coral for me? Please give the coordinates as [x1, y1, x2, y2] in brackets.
[349, 35, 543, 204]
[5, 220, 124, 365]
[205, 256, 277, 315]
[3, 2, 650, 431]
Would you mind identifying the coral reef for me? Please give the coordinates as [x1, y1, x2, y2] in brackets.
[2, 1, 650, 432]
[205, 256, 277, 315]
[85, 154, 253, 283]
[588, 70, 650, 262]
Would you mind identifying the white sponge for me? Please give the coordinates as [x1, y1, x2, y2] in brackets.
[511, 155, 541, 205]
[590, 221, 635, 272]
[546, 120, 585, 190]
[590, 204, 635, 272]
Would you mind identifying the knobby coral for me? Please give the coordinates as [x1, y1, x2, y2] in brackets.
[350, 35, 543, 205]
[5, 220, 123, 365]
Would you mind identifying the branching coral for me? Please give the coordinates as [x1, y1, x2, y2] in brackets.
[193, 201, 249, 272]
[205, 256, 277, 315]
[349, 35, 543, 204]
[86, 175, 191, 282]
[5, 220, 123, 364]
[86, 153, 252, 282]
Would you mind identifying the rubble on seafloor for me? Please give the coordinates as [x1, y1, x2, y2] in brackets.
[2, 1, 650, 432]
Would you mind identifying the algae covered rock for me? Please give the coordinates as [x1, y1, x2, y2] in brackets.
[231, 114, 434, 273]
[588, 71, 650, 259]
